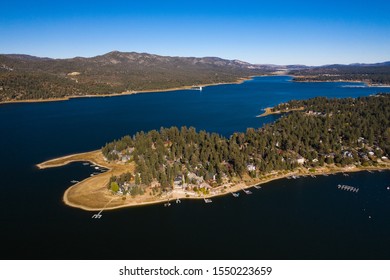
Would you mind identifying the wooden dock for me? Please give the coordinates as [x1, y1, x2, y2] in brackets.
[91, 197, 115, 219]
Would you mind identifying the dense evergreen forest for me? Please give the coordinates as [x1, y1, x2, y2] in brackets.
[102, 94, 390, 194]
[0, 51, 267, 102]
[290, 63, 390, 85]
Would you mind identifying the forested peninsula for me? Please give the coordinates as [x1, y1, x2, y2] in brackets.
[38, 94, 390, 211]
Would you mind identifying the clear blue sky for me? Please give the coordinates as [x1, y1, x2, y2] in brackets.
[1, 0, 389, 65]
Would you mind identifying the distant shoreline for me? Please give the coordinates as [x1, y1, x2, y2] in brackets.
[37, 150, 390, 212]
[0, 76, 255, 105]
[292, 76, 390, 87]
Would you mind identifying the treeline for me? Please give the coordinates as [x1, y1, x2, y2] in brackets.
[102, 94, 390, 189]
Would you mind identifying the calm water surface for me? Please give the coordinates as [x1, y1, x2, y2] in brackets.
[0, 76, 389, 259]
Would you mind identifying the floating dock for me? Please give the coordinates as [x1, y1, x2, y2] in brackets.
[337, 184, 359, 192]
[92, 210, 102, 219]
[231, 192, 240, 197]
[242, 189, 252, 195]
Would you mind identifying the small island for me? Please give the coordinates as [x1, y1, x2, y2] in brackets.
[38, 94, 390, 211]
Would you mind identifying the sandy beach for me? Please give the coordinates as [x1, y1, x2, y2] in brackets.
[37, 150, 390, 212]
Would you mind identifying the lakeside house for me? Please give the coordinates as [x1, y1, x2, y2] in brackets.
[247, 164, 256, 171]
[121, 155, 131, 162]
[173, 175, 183, 189]
[296, 156, 305, 164]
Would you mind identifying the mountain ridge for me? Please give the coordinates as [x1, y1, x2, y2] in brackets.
[1, 51, 390, 102]
[0, 51, 271, 102]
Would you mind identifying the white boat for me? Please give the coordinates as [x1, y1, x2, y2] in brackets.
[192, 86, 203, 91]
[204, 198, 212, 203]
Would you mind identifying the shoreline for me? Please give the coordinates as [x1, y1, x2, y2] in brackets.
[291, 76, 390, 88]
[0, 76, 256, 105]
[37, 151, 390, 212]
[257, 106, 305, 117]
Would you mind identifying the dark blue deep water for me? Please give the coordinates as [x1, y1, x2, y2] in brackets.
[0, 76, 389, 259]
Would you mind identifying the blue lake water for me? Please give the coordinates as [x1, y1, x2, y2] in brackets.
[0, 76, 389, 259]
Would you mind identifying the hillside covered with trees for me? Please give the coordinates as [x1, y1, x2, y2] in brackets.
[0, 51, 268, 102]
[101, 94, 390, 195]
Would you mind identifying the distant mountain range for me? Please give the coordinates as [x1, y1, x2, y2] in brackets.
[0, 51, 389, 102]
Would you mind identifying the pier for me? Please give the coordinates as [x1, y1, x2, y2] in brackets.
[337, 184, 359, 192]
[241, 188, 252, 195]
[164, 196, 172, 207]
[92, 198, 115, 219]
